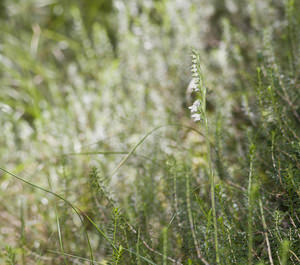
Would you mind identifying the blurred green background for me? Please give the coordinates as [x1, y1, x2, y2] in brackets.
[0, 0, 299, 264]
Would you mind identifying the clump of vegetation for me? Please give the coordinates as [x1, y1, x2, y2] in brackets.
[0, 0, 299, 264]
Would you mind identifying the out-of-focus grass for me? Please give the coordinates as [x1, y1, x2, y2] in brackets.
[0, 1, 206, 263]
[0, 0, 299, 264]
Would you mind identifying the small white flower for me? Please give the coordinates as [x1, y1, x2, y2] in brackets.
[187, 78, 200, 92]
[188, 99, 201, 113]
[191, 113, 201, 122]
[191, 64, 197, 70]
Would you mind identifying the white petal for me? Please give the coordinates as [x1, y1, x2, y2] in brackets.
[191, 113, 201, 121]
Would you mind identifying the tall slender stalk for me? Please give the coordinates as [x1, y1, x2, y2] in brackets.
[247, 144, 255, 265]
[203, 112, 219, 264]
[189, 50, 219, 264]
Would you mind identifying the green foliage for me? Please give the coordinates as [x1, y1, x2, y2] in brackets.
[0, 0, 299, 264]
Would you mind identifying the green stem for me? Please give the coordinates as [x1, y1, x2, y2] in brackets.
[247, 145, 255, 265]
[203, 112, 219, 264]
